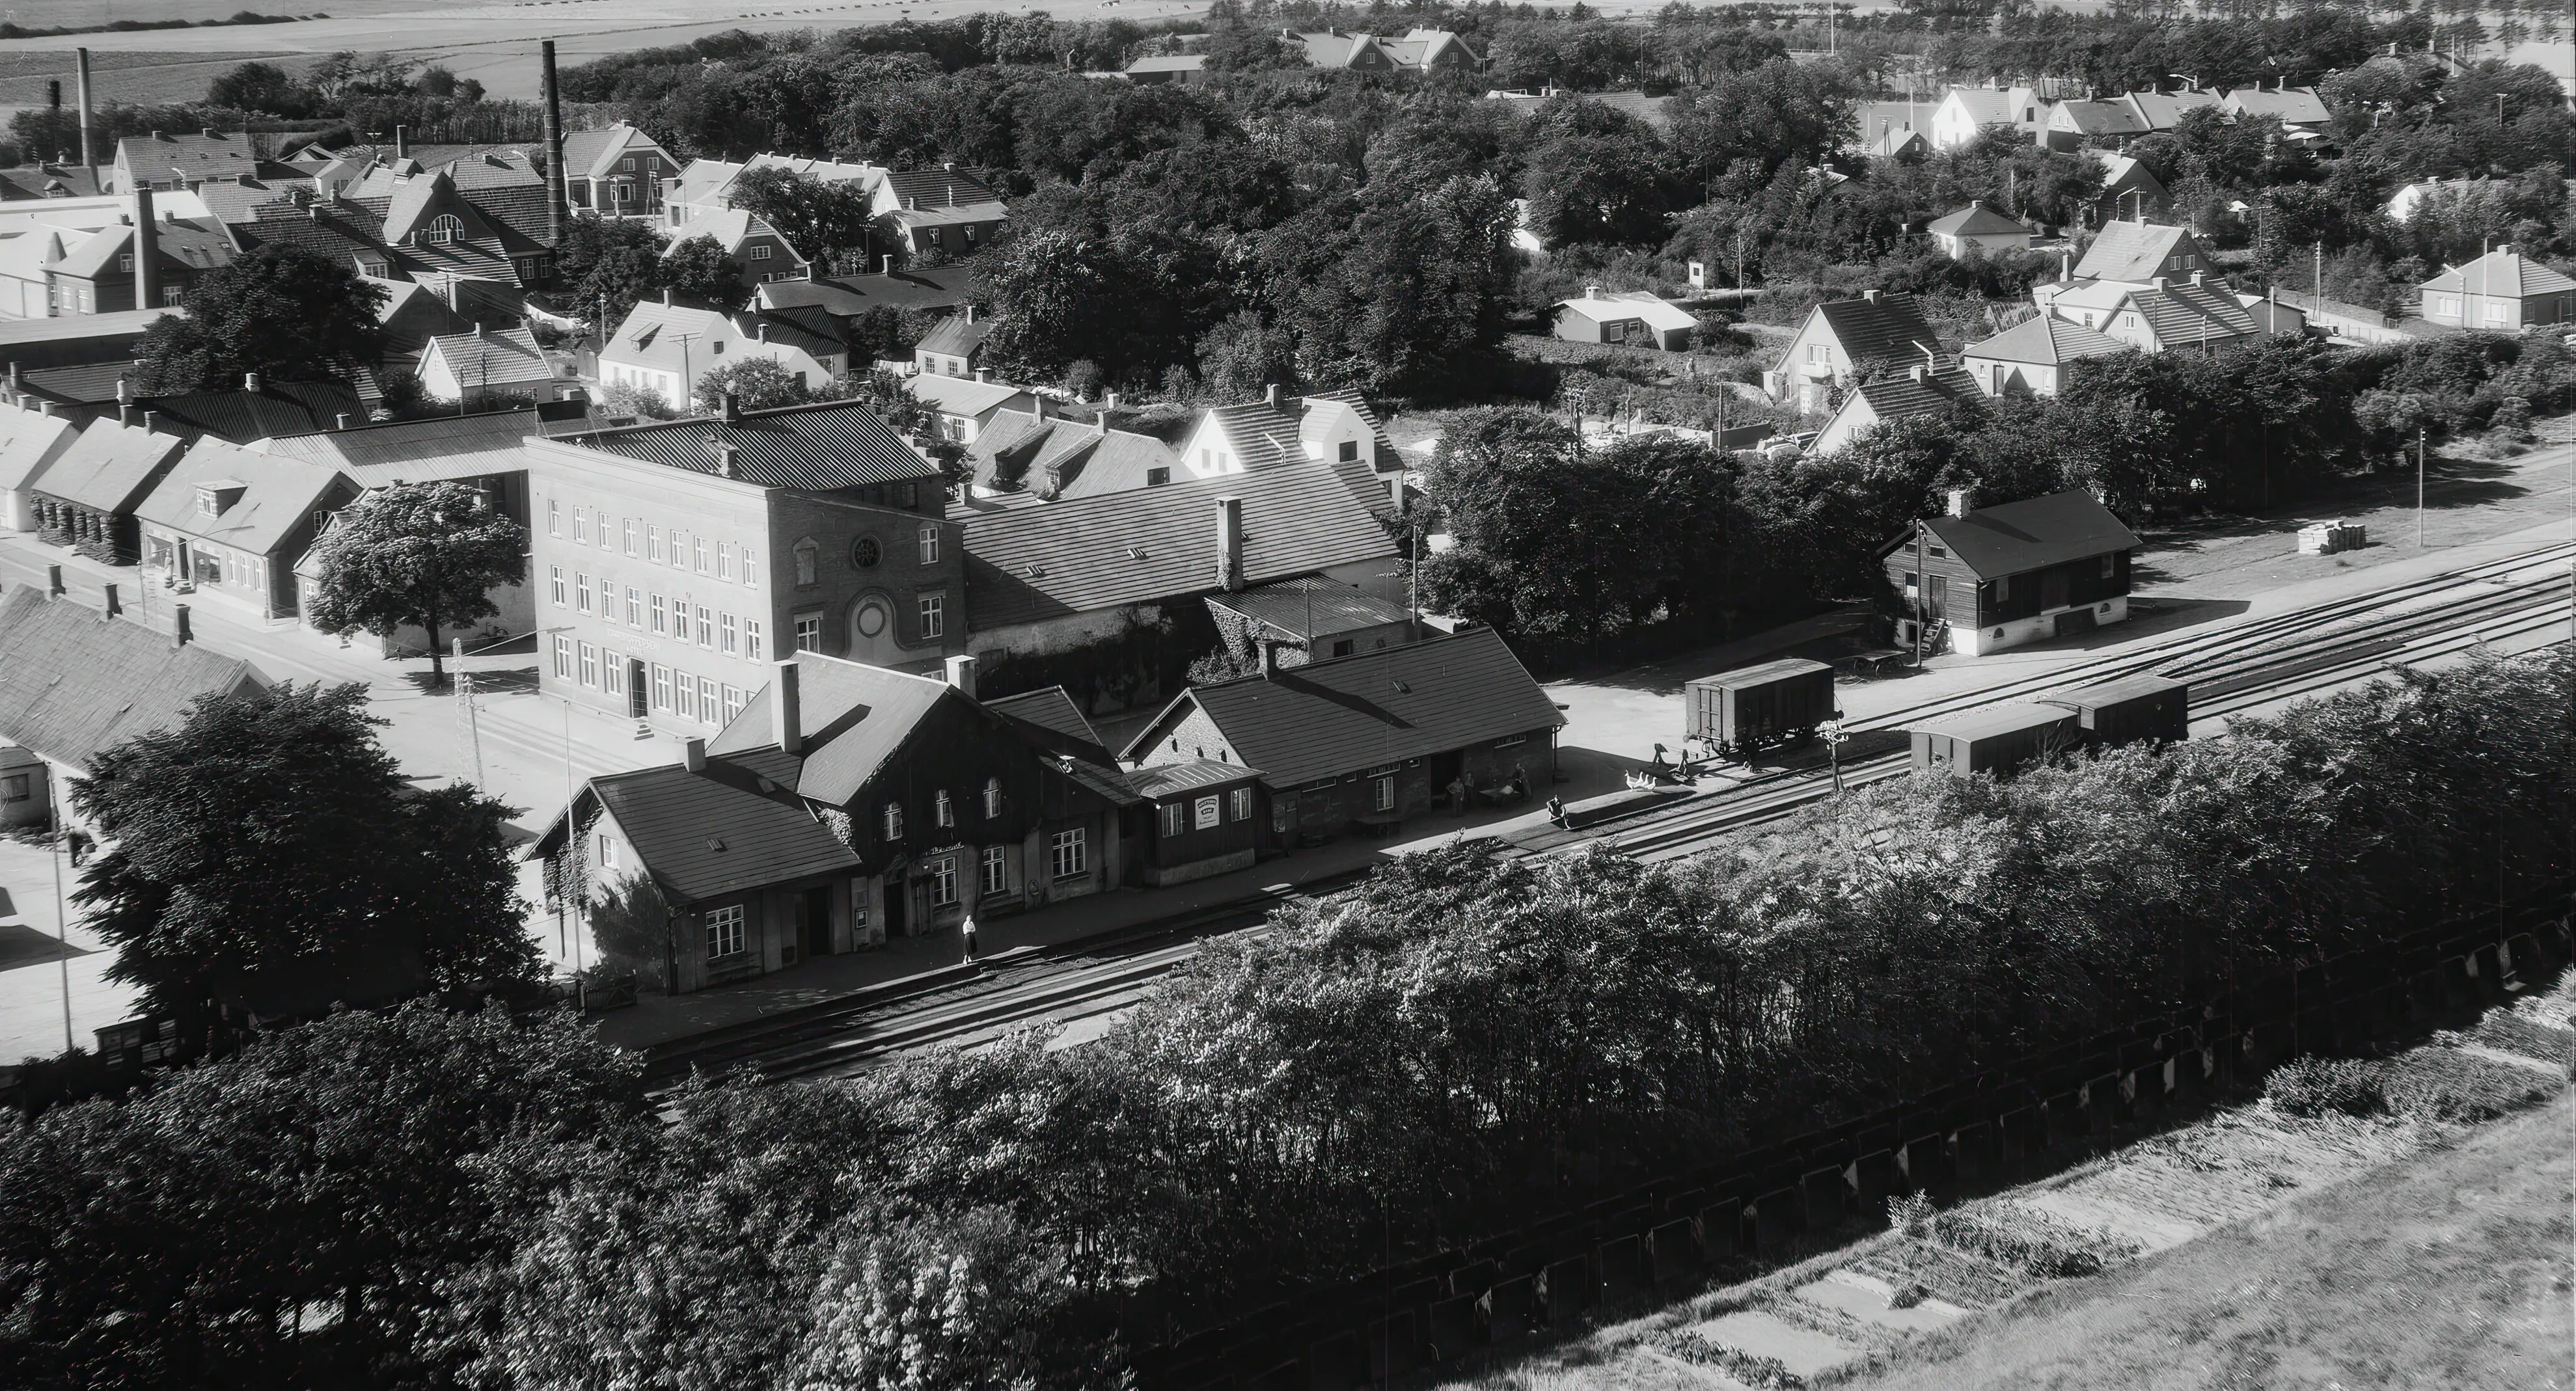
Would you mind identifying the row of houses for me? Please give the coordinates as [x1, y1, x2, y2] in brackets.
[1123, 26, 1479, 84]
[1854, 78, 2333, 159]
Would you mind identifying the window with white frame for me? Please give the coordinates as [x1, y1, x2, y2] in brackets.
[596, 832, 620, 870]
[1050, 828, 1088, 880]
[883, 802, 904, 840]
[553, 636, 573, 678]
[719, 543, 734, 581]
[549, 566, 566, 606]
[982, 777, 1001, 818]
[745, 619, 763, 660]
[696, 605, 713, 647]
[579, 643, 598, 687]
[981, 845, 1007, 895]
[698, 677, 719, 724]
[723, 684, 744, 723]
[1159, 803, 1186, 837]
[653, 664, 672, 710]
[671, 667, 693, 719]
[918, 526, 940, 565]
[750, 244, 773, 260]
[705, 904, 745, 959]
[935, 789, 953, 827]
[573, 506, 589, 544]
[1194, 794, 1221, 831]
[743, 547, 760, 589]
[923, 856, 960, 906]
[1372, 776, 1395, 811]
[622, 519, 637, 554]
[1231, 787, 1253, 822]
[694, 536, 710, 573]
[625, 586, 642, 626]
[424, 214, 463, 245]
[548, 498, 560, 535]
[648, 524, 664, 562]
[721, 614, 737, 656]
[918, 593, 946, 639]
[650, 594, 667, 634]
[575, 573, 592, 614]
[794, 613, 822, 651]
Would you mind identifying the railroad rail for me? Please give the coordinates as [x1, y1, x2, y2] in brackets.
[646, 543, 2576, 1092]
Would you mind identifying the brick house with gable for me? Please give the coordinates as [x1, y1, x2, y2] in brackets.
[1765, 291, 1945, 414]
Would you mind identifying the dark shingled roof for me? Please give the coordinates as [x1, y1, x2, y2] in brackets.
[1845, 364, 1985, 425]
[1926, 202, 2026, 237]
[882, 167, 1002, 210]
[573, 399, 940, 491]
[984, 685, 1108, 762]
[140, 381, 366, 446]
[761, 265, 976, 316]
[539, 759, 862, 906]
[1804, 294, 1942, 374]
[957, 455, 1396, 632]
[1917, 489, 2143, 580]
[1120, 626, 1561, 789]
[32, 417, 187, 511]
[0, 586, 267, 766]
[912, 314, 990, 360]
[708, 651, 958, 807]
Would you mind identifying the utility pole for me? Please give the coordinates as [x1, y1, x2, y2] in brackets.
[2417, 425, 2426, 547]
[1911, 519, 1927, 666]
[42, 771, 72, 1055]
[454, 636, 484, 785]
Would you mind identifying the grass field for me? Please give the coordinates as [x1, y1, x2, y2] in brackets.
[1846, 1092, 2575, 1390]
[0, 50, 296, 107]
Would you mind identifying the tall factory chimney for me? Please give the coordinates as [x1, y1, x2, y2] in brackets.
[75, 48, 98, 179]
[541, 40, 569, 246]
[132, 185, 161, 310]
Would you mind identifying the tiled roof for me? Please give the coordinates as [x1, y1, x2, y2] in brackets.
[143, 381, 366, 444]
[50, 219, 237, 280]
[553, 759, 863, 906]
[707, 651, 957, 807]
[230, 198, 391, 269]
[560, 125, 663, 181]
[0, 165, 103, 200]
[672, 207, 805, 262]
[1123, 626, 1560, 787]
[0, 402, 81, 493]
[424, 328, 555, 388]
[1125, 758, 1259, 798]
[135, 437, 352, 555]
[1917, 488, 2142, 580]
[887, 200, 1009, 230]
[2121, 89, 2221, 131]
[958, 454, 1395, 632]
[115, 130, 271, 183]
[1208, 578, 1415, 640]
[1555, 290, 1699, 332]
[19, 361, 131, 407]
[906, 373, 1027, 418]
[0, 587, 268, 768]
[1964, 314, 2129, 366]
[2053, 100, 2148, 137]
[0, 308, 173, 355]
[1804, 294, 1942, 372]
[760, 266, 974, 316]
[1203, 400, 1307, 470]
[881, 167, 1001, 210]
[965, 409, 1179, 500]
[2222, 86, 2331, 126]
[1927, 202, 2026, 237]
[2117, 280, 2260, 342]
[2420, 249, 2576, 298]
[1846, 364, 1985, 425]
[2071, 221, 2194, 282]
[984, 684, 1114, 766]
[569, 399, 939, 491]
[1300, 386, 1397, 467]
[31, 416, 187, 511]
[1941, 87, 2016, 124]
[192, 176, 316, 224]
[377, 281, 475, 353]
[914, 315, 990, 359]
[602, 301, 735, 375]
[250, 401, 586, 484]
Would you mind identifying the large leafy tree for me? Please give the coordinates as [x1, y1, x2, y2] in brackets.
[303, 481, 528, 683]
[69, 682, 538, 1027]
[730, 165, 881, 276]
[662, 234, 750, 314]
[556, 213, 669, 331]
[0, 1002, 639, 1390]
[131, 245, 388, 394]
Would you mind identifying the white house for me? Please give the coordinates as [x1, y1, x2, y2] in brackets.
[1811, 364, 1984, 455]
[1930, 86, 2055, 150]
[0, 400, 81, 532]
[597, 298, 844, 407]
[1926, 201, 2031, 259]
[1764, 290, 1944, 412]
[1552, 288, 1697, 350]
[1173, 385, 1397, 482]
[665, 153, 883, 230]
[1961, 313, 2128, 397]
[905, 373, 1038, 445]
[2219, 83, 2331, 131]
[418, 327, 569, 407]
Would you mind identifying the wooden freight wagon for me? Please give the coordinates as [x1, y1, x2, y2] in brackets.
[1910, 704, 2079, 777]
[2040, 675, 2189, 748]
[1686, 658, 1836, 760]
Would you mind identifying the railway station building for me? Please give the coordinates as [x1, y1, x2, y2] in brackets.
[1883, 488, 2143, 656]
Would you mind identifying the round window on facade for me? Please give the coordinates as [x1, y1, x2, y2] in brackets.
[855, 598, 890, 638]
[851, 535, 882, 569]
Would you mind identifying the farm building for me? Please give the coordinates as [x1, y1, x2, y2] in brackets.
[1883, 488, 2143, 656]
[1552, 288, 1697, 351]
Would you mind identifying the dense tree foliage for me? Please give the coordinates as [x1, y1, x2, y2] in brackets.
[303, 482, 530, 684]
[68, 683, 536, 1030]
[132, 246, 389, 395]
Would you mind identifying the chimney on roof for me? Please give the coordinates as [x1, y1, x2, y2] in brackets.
[116, 379, 131, 405]
[1909, 364, 1926, 382]
[141, 410, 158, 433]
[965, 304, 975, 323]
[682, 737, 706, 773]
[1216, 495, 1244, 593]
[974, 368, 988, 383]
[74, 49, 95, 178]
[1388, 471, 1406, 512]
[2150, 275, 2169, 290]
[243, 371, 260, 394]
[150, 130, 163, 141]
[1861, 288, 1882, 303]
[2190, 269, 2204, 286]
[882, 254, 894, 275]
[308, 202, 322, 222]
[661, 287, 673, 306]
[720, 390, 741, 424]
[102, 582, 120, 616]
[1257, 637, 1280, 679]
[1947, 487, 1973, 517]
[132, 185, 161, 310]
[773, 658, 802, 755]
[1034, 395, 1048, 422]
[756, 321, 768, 342]
[201, 127, 217, 140]
[1265, 383, 1280, 407]
[47, 564, 64, 597]
[944, 653, 978, 697]
[118, 403, 135, 427]
[394, 125, 409, 160]
[172, 604, 191, 646]
[717, 439, 741, 478]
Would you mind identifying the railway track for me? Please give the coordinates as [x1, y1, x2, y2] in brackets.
[646, 545, 2576, 1093]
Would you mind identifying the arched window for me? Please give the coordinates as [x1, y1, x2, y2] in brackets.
[423, 214, 463, 246]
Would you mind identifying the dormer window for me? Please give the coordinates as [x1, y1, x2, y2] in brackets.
[195, 481, 245, 517]
[423, 214, 463, 246]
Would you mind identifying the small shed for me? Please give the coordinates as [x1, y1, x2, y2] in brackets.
[2039, 675, 2188, 747]
[1125, 759, 1265, 885]
[1925, 200, 2031, 260]
[1910, 704, 2079, 777]
[1685, 658, 1835, 755]
[1553, 288, 1698, 351]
